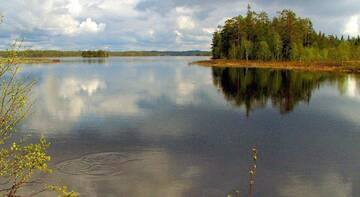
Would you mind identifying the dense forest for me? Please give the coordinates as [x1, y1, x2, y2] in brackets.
[212, 5, 360, 62]
[0, 50, 210, 57]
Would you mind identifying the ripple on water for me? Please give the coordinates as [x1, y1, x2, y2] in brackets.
[56, 152, 134, 176]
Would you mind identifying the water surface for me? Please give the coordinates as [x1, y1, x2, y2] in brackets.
[19, 57, 360, 197]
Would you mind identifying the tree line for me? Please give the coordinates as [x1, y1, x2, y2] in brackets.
[0, 50, 81, 57]
[212, 5, 360, 62]
[110, 50, 210, 56]
[0, 50, 211, 57]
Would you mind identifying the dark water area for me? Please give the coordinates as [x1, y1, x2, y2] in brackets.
[18, 57, 360, 197]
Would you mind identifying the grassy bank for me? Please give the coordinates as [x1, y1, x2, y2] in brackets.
[0, 58, 60, 64]
[192, 59, 360, 73]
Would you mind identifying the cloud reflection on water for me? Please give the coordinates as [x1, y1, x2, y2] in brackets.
[17, 57, 360, 197]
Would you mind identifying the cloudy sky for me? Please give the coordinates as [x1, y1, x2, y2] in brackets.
[0, 0, 360, 50]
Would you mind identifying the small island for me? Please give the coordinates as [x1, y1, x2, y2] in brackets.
[194, 6, 360, 73]
[81, 50, 110, 58]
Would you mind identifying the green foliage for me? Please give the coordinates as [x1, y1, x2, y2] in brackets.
[0, 50, 81, 58]
[241, 38, 252, 61]
[212, 31, 223, 59]
[271, 32, 283, 60]
[228, 43, 238, 59]
[256, 41, 272, 60]
[290, 42, 300, 61]
[211, 5, 360, 61]
[0, 44, 78, 196]
[0, 137, 51, 196]
[81, 50, 110, 58]
[337, 42, 351, 63]
[47, 186, 79, 197]
[0, 47, 33, 144]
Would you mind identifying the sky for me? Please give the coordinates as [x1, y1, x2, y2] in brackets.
[0, 0, 360, 51]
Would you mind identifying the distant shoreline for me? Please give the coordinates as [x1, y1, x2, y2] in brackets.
[0, 58, 60, 64]
[192, 59, 360, 73]
[0, 54, 211, 64]
[0, 50, 211, 58]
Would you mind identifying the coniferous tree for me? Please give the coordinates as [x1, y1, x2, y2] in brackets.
[211, 31, 222, 59]
[211, 6, 360, 62]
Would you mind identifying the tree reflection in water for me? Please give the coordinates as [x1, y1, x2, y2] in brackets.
[212, 67, 348, 115]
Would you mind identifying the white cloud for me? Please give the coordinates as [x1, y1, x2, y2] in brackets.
[175, 6, 195, 15]
[148, 29, 155, 37]
[2, 0, 360, 50]
[67, 0, 82, 16]
[202, 28, 215, 34]
[0, 0, 106, 36]
[174, 30, 183, 43]
[177, 16, 195, 30]
[0, 0, 217, 49]
[47, 17, 105, 35]
[344, 15, 360, 36]
[79, 18, 106, 34]
[47, 15, 81, 35]
[96, 0, 140, 17]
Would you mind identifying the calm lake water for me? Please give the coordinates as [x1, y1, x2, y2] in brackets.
[19, 57, 360, 197]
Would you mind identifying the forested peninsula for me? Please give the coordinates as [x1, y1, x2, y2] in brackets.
[196, 5, 360, 73]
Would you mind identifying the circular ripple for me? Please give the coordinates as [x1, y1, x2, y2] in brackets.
[56, 152, 131, 176]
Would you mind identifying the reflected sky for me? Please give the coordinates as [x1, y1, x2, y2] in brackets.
[18, 57, 360, 197]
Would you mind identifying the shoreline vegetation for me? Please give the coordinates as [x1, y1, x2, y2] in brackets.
[207, 5, 360, 73]
[0, 57, 60, 64]
[193, 59, 360, 73]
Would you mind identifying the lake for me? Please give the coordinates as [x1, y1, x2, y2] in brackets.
[19, 57, 360, 197]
